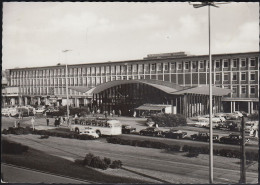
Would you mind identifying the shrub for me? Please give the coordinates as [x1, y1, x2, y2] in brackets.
[110, 160, 123, 169]
[150, 113, 187, 127]
[185, 151, 199, 158]
[103, 157, 111, 166]
[83, 153, 95, 166]
[39, 135, 49, 139]
[74, 159, 84, 165]
[90, 156, 108, 170]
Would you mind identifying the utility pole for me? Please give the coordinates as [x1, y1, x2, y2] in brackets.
[240, 116, 246, 183]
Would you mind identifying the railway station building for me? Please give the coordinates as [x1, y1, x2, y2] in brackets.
[3, 51, 259, 117]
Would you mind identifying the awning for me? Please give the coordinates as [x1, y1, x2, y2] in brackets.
[135, 104, 169, 111]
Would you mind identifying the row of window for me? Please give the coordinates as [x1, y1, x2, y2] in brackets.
[20, 87, 83, 96]
[216, 72, 256, 81]
[10, 57, 257, 78]
[230, 85, 256, 95]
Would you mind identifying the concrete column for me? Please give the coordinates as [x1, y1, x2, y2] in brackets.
[75, 98, 79, 107]
[233, 102, 236, 112]
[230, 101, 233, 113]
[18, 97, 22, 106]
[37, 97, 41, 105]
[248, 102, 251, 114]
[11, 98, 16, 105]
[250, 102, 254, 114]
[25, 97, 28, 105]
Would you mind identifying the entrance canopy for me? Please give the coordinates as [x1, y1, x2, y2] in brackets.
[136, 104, 170, 111]
[85, 79, 232, 96]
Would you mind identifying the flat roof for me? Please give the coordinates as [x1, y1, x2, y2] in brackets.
[7, 51, 259, 71]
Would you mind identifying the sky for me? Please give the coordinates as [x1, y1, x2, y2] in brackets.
[2, 2, 259, 70]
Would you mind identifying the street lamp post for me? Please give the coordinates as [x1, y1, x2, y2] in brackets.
[62, 50, 72, 127]
[189, 2, 229, 183]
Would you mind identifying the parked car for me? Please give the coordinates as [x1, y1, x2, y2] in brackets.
[139, 127, 164, 137]
[162, 129, 187, 139]
[80, 128, 99, 138]
[232, 111, 243, 118]
[199, 115, 222, 123]
[245, 121, 259, 133]
[122, 125, 136, 134]
[219, 133, 249, 145]
[194, 120, 209, 128]
[191, 132, 219, 142]
[214, 115, 226, 122]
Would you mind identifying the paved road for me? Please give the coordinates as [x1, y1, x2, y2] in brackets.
[1, 163, 89, 184]
[4, 134, 258, 184]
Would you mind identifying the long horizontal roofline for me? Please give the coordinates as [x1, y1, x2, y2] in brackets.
[7, 51, 259, 71]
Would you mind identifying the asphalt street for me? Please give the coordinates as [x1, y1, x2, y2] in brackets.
[4, 134, 258, 184]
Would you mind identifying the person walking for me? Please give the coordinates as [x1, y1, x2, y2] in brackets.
[31, 117, 35, 131]
[112, 110, 115, 117]
[118, 109, 121, 117]
[46, 117, 49, 126]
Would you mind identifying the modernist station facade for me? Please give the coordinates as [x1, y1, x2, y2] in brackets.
[3, 51, 259, 117]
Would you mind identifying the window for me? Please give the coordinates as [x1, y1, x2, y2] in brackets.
[232, 59, 237, 68]
[224, 73, 229, 81]
[144, 64, 149, 72]
[223, 59, 228, 68]
[133, 64, 137, 72]
[232, 86, 237, 93]
[91, 67, 95, 75]
[241, 58, 246, 67]
[206, 60, 209, 68]
[199, 61, 204, 69]
[241, 86, 246, 94]
[215, 60, 220, 68]
[82, 68, 86, 75]
[241, 72, 246, 81]
[185, 62, 189, 69]
[117, 65, 121, 73]
[138, 64, 143, 72]
[121, 65, 127, 73]
[250, 58, 255, 67]
[157, 63, 162, 71]
[250, 72, 255, 81]
[224, 86, 229, 89]
[111, 66, 115, 73]
[178, 63, 182, 70]
[215, 73, 220, 81]
[171, 63, 175, 70]
[192, 62, 196, 69]
[101, 66, 104, 73]
[117, 76, 121, 80]
[105, 66, 110, 73]
[87, 67, 90, 74]
[127, 65, 131, 72]
[164, 63, 168, 71]
[96, 67, 100, 74]
[250, 86, 255, 94]
[123, 76, 127, 80]
[232, 72, 237, 81]
[74, 68, 78, 75]
[151, 64, 156, 71]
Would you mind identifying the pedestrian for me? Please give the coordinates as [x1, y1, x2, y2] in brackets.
[46, 117, 49, 126]
[17, 120, 20, 128]
[133, 111, 136, 118]
[104, 111, 108, 118]
[118, 109, 121, 117]
[14, 120, 17, 128]
[31, 117, 35, 131]
[112, 110, 115, 117]
[63, 117, 66, 124]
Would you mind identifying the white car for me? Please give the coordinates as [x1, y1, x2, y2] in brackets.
[35, 109, 45, 114]
[81, 129, 100, 138]
[214, 115, 226, 122]
[233, 111, 243, 118]
[194, 121, 209, 127]
[198, 115, 222, 123]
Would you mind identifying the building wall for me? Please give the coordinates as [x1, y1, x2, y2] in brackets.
[6, 52, 259, 111]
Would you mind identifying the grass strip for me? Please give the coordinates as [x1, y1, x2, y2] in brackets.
[2, 139, 147, 184]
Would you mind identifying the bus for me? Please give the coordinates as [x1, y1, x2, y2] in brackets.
[70, 117, 122, 136]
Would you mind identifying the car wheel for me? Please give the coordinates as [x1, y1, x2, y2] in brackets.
[75, 128, 80, 134]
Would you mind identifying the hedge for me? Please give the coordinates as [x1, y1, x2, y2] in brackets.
[2, 139, 29, 154]
[2, 127, 95, 140]
[106, 137, 181, 152]
[106, 137, 258, 161]
[150, 113, 187, 127]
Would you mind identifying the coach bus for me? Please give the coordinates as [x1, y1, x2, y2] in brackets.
[70, 117, 122, 136]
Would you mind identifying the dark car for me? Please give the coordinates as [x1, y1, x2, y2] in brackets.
[139, 127, 163, 137]
[219, 133, 249, 145]
[191, 132, 219, 142]
[122, 125, 136, 134]
[162, 129, 187, 139]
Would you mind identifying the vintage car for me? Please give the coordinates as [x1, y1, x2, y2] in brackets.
[139, 127, 164, 137]
[191, 132, 219, 142]
[122, 125, 136, 134]
[162, 129, 187, 139]
[219, 133, 249, 145]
